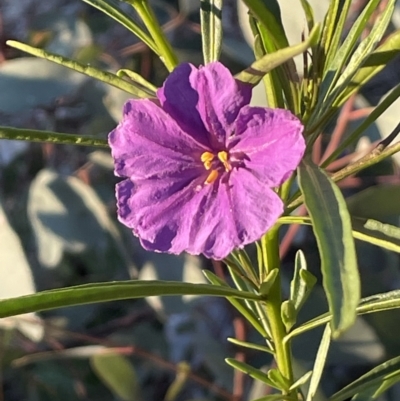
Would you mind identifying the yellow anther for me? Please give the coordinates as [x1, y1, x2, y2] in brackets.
[201, 151, 215, 163]
[201, 151, 215, 170]
[204, 160, 212, 170]
[217, 151, 232, 172]
[205, 169, 219, 185]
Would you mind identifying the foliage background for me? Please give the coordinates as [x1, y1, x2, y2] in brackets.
[1, 0, 400, 400]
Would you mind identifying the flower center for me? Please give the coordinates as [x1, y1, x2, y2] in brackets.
[200, 150, 232, 185]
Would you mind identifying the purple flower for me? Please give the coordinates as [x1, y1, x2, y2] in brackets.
[109, 62, 305, 260]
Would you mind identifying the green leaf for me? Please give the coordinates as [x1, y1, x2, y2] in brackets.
[227, 338, 273, 354]
[259, 269, 279, 295]
[337, 29, 400, 105]
[347, 185, 400, 220]
[225, 358, 279, 389]
[235, 24, 320, 85]
[352, 218, 400, 254]
[81, 0, 158, 53]
[249, 17, 293, 110]
[286, 290, 400, 342]
[281, 300, 296, 331]
[330, 0, 395, 106]
[309, 0, 397, 130]
[202, 270, 268, 337]
[253, 396, 292, 401]
[329, 355, 400, 401]
[240, 0, 289, 49]
[91, 352, 138, 401]
[322, 82, 400, 167]
[279, 215, 400, 255]
[0, 200, 43, 342]
[289, 370, 313, 391]
[306, 324, 331, 401]
[117, 68, 157, 93]
[0, 280, 262, 319]
[0, 126, 108, 147]
[298, 159, 360, 337]
[267, 368, 290, 391]
[299, 0, 315, 32]
[351, 374, 400, 400]
[165, 362, 191, 401]
[6, 40, 152, 97]
[290, 250, 317, 312]
[321, 0, 351, 72]
[321, 0, 379, 98]
[200, 0, 223, 63]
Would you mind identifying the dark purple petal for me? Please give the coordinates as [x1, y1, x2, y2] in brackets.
[109, 99, 206, 180]
[229, 106, 305, 186]
[158, 62, 252, 148]
[116, 168, 283, 260]
[157, 64, 209, 147]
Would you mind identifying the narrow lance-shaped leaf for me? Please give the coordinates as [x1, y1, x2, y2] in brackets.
[200, 0, 223, 64]
[309, 0, 397, 129]
[319, 0, 396, 115]
[0, 126, 108, 148]
[322, 82, 400, 166]
[225, 359, 280, 389]
[241, 0, 288, 49]
[117, 69, 157, 93]
[334, 0, 395, 93]
[298, 158, 360, 337]
[352, 218, 400, 254]
[329, 356, 400, 401]
[203, 270, 269, 337]
[286, 289, 400, 341]
[337, 29, 400, 105]
[279, 215, 400, 255]
[299, 0, 315, 32]
[319, 0, 342, 60]
[289, 371, 313, 392]
[252, 396, 292, 401]
[6, 40, 153, 97]
[320, 0, 379, 99]
[235, 24, 320, 85]
[351, 374, 400, 401]
[91, 353, 138, 401]
[306, 324, 331, 401]
[0, 280, 262, 319]
[250, 17, 291, 109]
[286, 290, 400, 345]
[347, 185, 400, 220]
[81, 0, 158, 53]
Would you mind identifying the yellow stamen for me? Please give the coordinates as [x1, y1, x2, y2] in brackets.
[204, 160, 212, 170]
[201, 151, 215, 163]
[217, 151, 232, 172]
[201, 151, 215, 170]
[205, 169, 219, 185]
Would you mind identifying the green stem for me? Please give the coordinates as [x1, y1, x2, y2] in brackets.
[262, 225, 296, 398]
[129, 0, 178, 71]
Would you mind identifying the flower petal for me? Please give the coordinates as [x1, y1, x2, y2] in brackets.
[230, 106, 305, 186]
[109, 99, 205, 180]
[158, 62, 252, 148]
[117, 168, 283, 260]
[227, 168, 284, 248]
